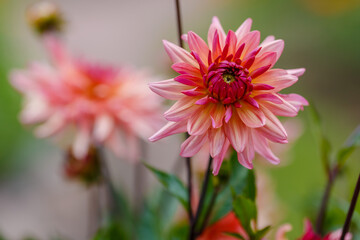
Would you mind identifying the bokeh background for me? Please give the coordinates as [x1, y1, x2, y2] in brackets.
[0, 0, 359, 239]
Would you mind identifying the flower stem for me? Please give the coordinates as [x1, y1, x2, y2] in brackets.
[340, 172, 360, 240]
[189, 156, 213, 240]
[315, 165, 339, 234]
[175, 0, 184, 48]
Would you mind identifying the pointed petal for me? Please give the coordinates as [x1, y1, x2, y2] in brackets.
[237, 132, 254, 169]
[172, 62, 201, 77]
[235, 18, 253, 42]
[164, 97, 199, 121]
[224, 113, 246, 152]
[237, 31, 260, 59]
[236, 102, 266, 128]
[257, 106, 288, 143]
[73, 124, 91, 159]
[188, 31, 210, 66]
[249, 52, 277, 72]
[259, 39, 284, 61]
[188, 106, 212, 135]
[279, 93, 309, 111]
[209, 128, 226, 157]
[208, 16, 226, 49]
[252, 131, 280, 164]
[252, 69, 298, 91]
[35, 112, 65, 138]
[163, 40, 197, 66]
[210, 103, 226, 128]
[180, 133, 208, 157]
[149, 121, 187, 142]
[149, 79, 191, 100]
[287, 68, 306, 77]
[212, 140, 230, 175]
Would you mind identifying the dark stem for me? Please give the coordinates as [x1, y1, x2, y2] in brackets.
[97, 146, 120, 219]
[340, 172, 360, 240]
[196, 186, 221, 236]
[87, 185, 101, 238]
[315, 165, 339, 234]
[175, 0, 184, 48]
[186, 156, 194, 221]
[189, 156, 213, 240]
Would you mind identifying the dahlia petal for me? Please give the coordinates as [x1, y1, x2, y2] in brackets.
[188, 31, 210, 65]
[252, 83, 275, 91]
[260, 94, 299, 117]
[253, 93, 283, 104]
[181, 88, 204, 97]
[149, 121, 187, 142]
[73, 124, 91, 159]
[252, 131, 280, 164]
[164, 97, 199, 121]
[244, 97, 259, 109]
[212, 140, 230, 175]
[175, 74, 203, 87]
[225, 30, 237, 57]
[172, 62, 201, 77]
[235, 18, 252, 42]
[181, 33, 188, 42]
[180, 133, 208, 157]
[35, 112, 65, 138]
[252, 69, 298, 91]
[236, 102, 266, 128]
[237, 133, 254, 169]
[209, 128, 226, 157]
[250, 64, 271, 79]
[211, 30, 222, 60]
[280, 93, 309, 111]
[188, 106, 212, 135]
[260, 35, 275, 45]
[163, 40, 197, 66]
[259, 39, 284, 61]
[249, 52, 277, 72]
[287, 68, 306, 77]
[149, 79, 190, 100]
[224, 113, 246, 152]
[208, 16, 226, 49]
[210, 103, 225, 128]
[10, 71, 37, 92]
[257, 106, 288, 143]
[195, 96, 211, 105]
[237, 31, 260, 59]
[224, 106, 232, 123]
[93, 114, 114, 142]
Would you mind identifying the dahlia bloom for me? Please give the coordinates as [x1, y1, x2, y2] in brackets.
[11, 36, 162, 161]
[299, 219, 352, 240]
[149, 17, 308, 174]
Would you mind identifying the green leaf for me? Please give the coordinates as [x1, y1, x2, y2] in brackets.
[224, 232, 246, 239]
[144, 163, 188, 211]
[337, 125, 360, 167]
[254, 226, 271, 240]
[232, 195, 257, 237]
[242, 170, 256, 201]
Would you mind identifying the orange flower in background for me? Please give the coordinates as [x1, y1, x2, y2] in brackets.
[10, 35, 162, 161]
[150, 17, 308, 174]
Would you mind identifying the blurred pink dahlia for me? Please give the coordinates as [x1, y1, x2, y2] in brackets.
[149, 17, 308, 174]
[299, 219, 352, 240]
[11, 36, 162, 161]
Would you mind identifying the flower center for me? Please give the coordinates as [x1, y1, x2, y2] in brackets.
[206, 61, 253, 104]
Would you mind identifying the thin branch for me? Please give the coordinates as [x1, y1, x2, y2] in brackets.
[175, 0, 184, 48]
[340, 172, 360, 240]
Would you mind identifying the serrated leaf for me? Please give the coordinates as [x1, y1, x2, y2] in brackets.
[233, 195, 257, 237]
[144, 163, 188, 211]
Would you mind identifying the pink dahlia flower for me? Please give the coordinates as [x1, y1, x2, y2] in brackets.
[149, 17, 308, 174]
[11, 35, 162, 161]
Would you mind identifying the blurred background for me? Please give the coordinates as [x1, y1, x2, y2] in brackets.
[0, 0, 359, 239]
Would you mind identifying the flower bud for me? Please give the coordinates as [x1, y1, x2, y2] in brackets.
[64, 146, 102, 186]
[26, 1, 64, 35]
